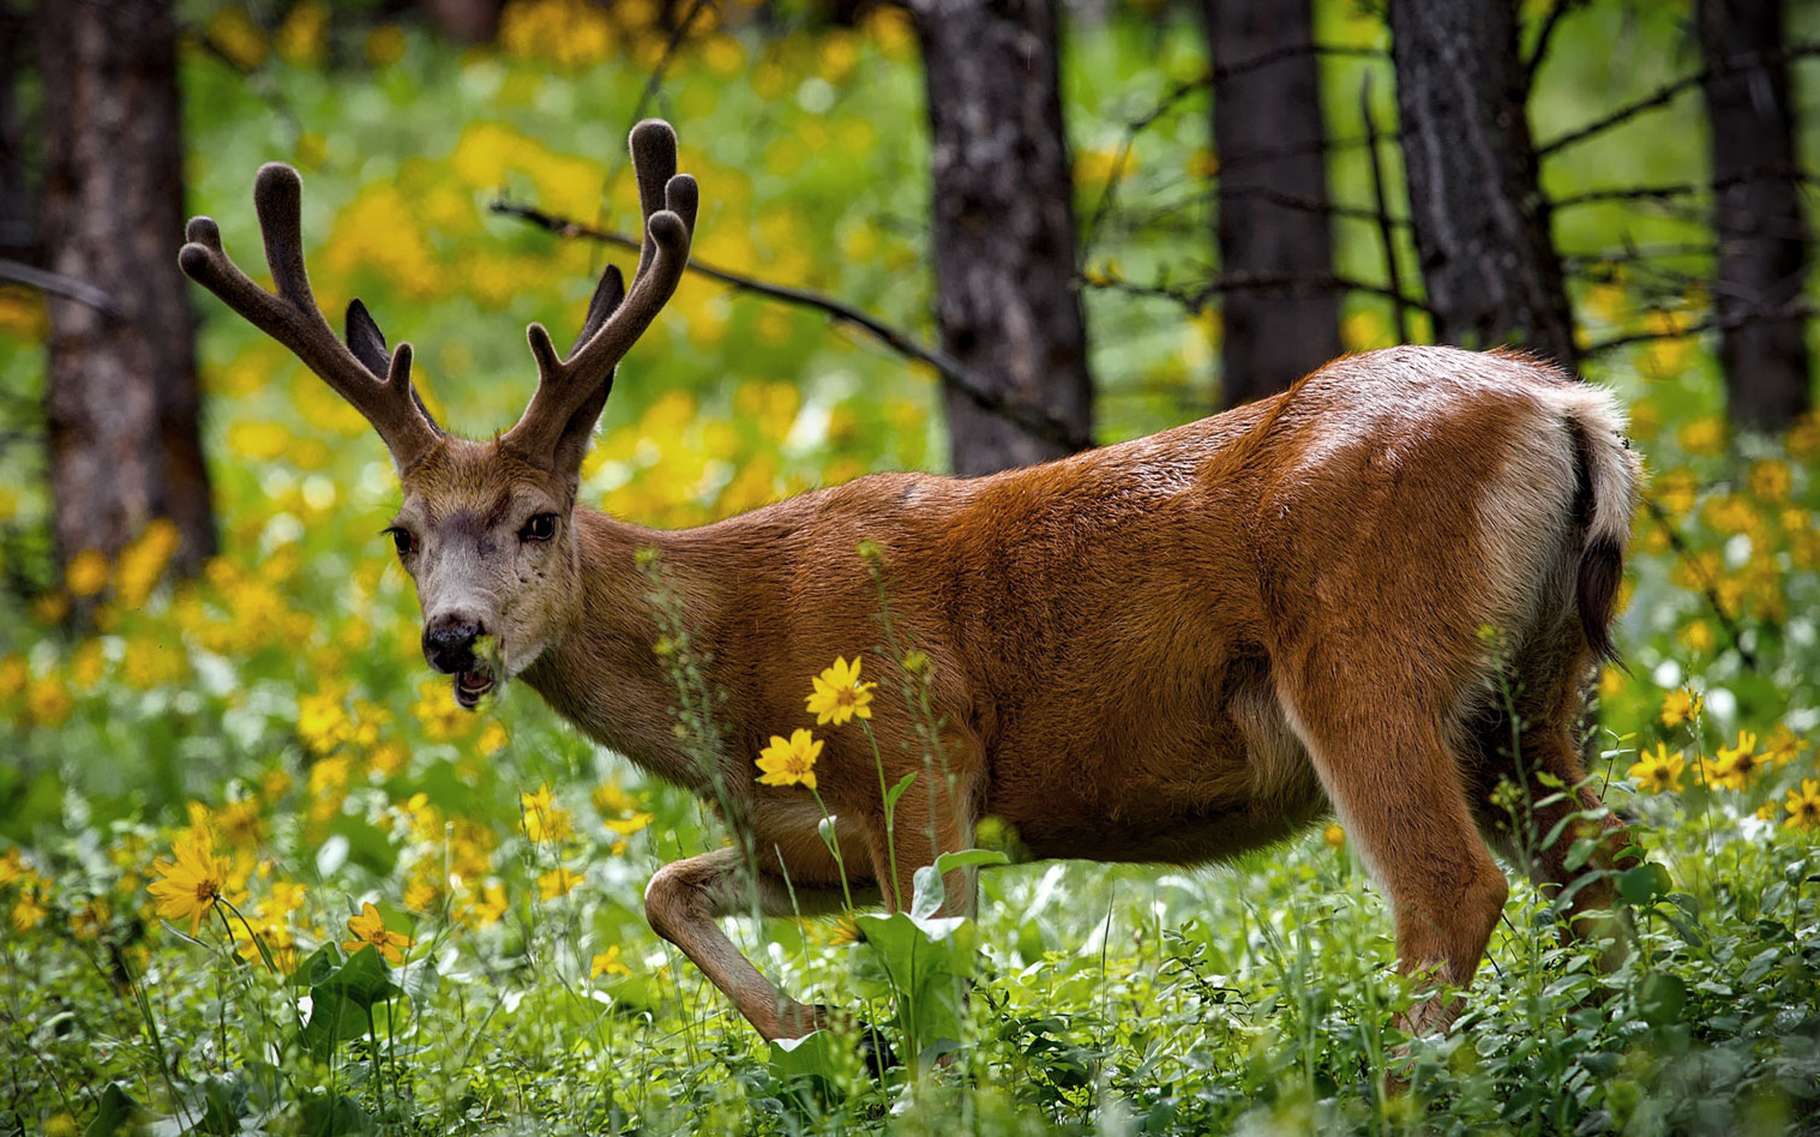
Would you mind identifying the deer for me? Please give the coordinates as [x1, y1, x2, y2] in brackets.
[179, 118, 1643, 1048]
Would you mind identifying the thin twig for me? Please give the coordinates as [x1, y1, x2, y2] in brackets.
[1080, 43, 1387, 257]
[1359, 72, 1409, 343]
[1084, 269, 1433, 316]
[1551, 182, 1701, 209]
[1522, 0, 1583, 91]
[1538, 41, 1820, 158]
[488, 198, 1093, 452]
[0, 258, 121, 318]
[1581, 297, 1815, 355]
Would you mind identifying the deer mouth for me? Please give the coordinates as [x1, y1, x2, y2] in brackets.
[454, 667, 495, 709]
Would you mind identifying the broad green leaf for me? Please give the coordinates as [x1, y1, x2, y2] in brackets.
[1618, 863, 1672, 905]
[299, 1092, 375, 1137]
[81, 1084, 139, 1137]
[934, 848, 1011, 874]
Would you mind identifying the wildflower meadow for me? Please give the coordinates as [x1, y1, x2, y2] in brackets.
[3, 3, 1820, 1136]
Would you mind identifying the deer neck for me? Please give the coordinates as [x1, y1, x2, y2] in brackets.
[518, 506, 742, 793]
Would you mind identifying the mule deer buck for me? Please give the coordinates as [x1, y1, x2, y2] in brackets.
[180, 119, 1643, 1045]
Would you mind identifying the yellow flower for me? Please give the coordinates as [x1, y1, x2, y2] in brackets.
[11, 888, 48, 933]
[1784, 780, 1820, 830]
[65, 548, 109, 598]
[342, 902, 411, 965]
[590, 944, 630, 978]
[1660, 688, 1703, 730]
[805, 656, 877, 726]
[1703, 730, 1760, 791]
[1322, 823, 1345, 849]
[26, 676, 73, 727]
[1749, 459, 1792, 502]
[147, 829, 229, 933]
[476, 721, 510, 757]
[1762, 727, 1801, 769]
[520, 784, 573, 845]
[538, 866, 583, 900]
[757, 728, 823, 791]
[455, 881, 508, 929]
[1628, 742, 1686, 793]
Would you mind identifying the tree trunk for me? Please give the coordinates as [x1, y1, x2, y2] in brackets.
[1389, 0, 1577, 368]
[1698, 0, 1812, 431]
[0, 0, 33, 261]
[420, 0, 504, 44]
[1204, 0, 1341, 407]
[909, 0, 1094, 476]
[40, 0, 215, 586]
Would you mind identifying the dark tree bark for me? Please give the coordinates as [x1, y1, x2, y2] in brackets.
[1698, 0, 1812, 431]
[40, 0, 215, 583]
[420, 0, 504, 43]
[1204, 0, 1342, 407]
[1389, 0, 1577, 368]
[908, 0, 1094, 476]
[0, 0, 34, 261]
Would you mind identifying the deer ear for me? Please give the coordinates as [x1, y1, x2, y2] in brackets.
[551, 265, 628, 475]
[347, 299, 442, 435]
[570, 264, 625, 355]
[345, 299, 391, 374]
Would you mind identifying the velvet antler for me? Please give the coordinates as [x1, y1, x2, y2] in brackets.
[178, 164, 443, 471]
[499, 119, 698, 467]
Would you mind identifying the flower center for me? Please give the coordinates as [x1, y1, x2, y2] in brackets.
[194, 878, 220, 903]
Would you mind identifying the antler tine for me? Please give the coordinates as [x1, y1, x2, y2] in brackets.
[502, 120, 697, 463]
[629, 118, 679, 283]
[177, 163, 441, 470]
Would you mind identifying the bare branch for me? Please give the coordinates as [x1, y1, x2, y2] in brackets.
[489, 197, 1094, 453]
[1522, 0, 1585, 91]
[0, 258, 122, 317]
[1539, 41, 1820, 158]
[1581, 296, 1815, 356]
[1081, 269, 1432, 316]
[1080, 43, 1387, 257]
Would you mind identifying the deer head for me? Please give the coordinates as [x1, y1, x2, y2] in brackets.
[179, 120, 697, 708]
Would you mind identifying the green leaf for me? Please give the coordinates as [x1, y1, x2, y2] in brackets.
[1638, 972, 1686, 1026]
[1618, 863, 1673, 905]
[299, 1092, 375, 1137]
[769, 1029, 843, 1084]
[856, 909, 977, 1065]
[911, 864, 946, 922]
[884, 771, 917, 815]
[299, 989, 367, 1060]
[82, 1084, 140, 1137]
[934, 848, 1011, 875]
[289, 943, 345, 989]
[317, 945, 402, 1008]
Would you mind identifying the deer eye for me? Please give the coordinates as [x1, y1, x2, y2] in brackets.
[383, 526, 414, 558]
[519, 513, 557, 542]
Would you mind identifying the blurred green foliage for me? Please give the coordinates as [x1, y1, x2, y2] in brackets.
[1, 1, 1819, 1134]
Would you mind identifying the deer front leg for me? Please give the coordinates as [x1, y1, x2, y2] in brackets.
[865, 768, 980, 917]
[644, 845, 869, 1040]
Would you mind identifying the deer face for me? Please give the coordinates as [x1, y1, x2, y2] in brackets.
[387, 442, 584, 707]
[179, 120, 697, 710]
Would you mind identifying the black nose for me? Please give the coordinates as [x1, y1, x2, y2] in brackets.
[422, 614, 483, 674]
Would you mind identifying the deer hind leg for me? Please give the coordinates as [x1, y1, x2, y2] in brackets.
[1463, 658, 1633, 959]
[644, 845, 878, 1040]
[1277, 670, 1508, 1038]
